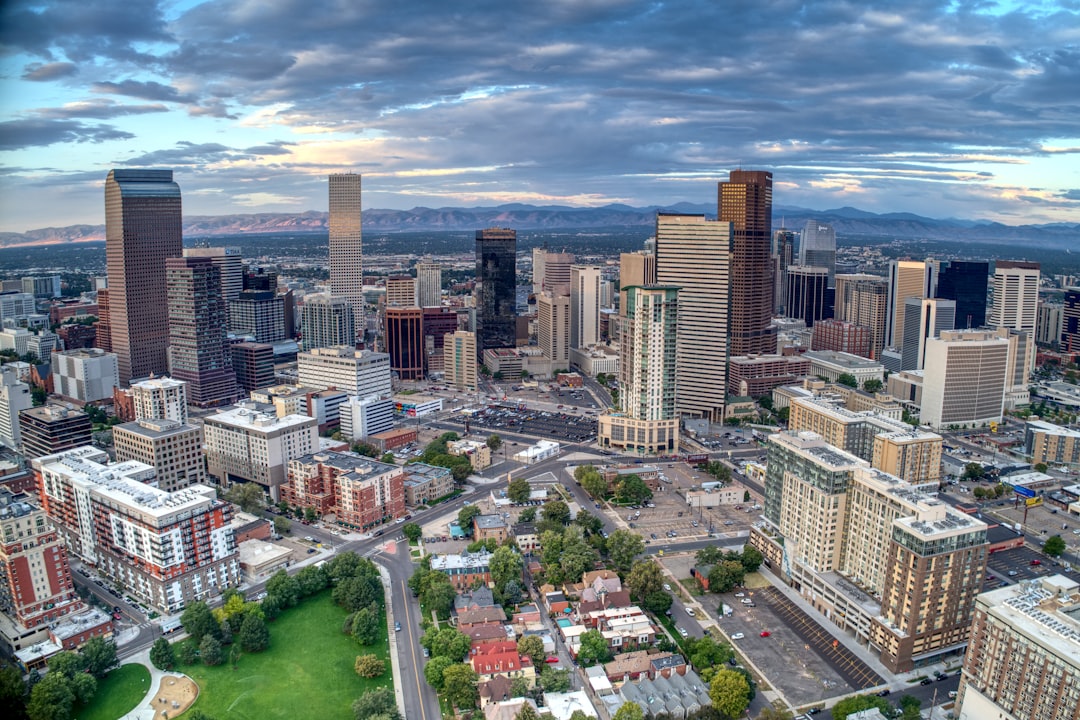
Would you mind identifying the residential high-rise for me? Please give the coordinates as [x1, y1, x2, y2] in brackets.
[618, 251, 656, 317]
[936, 260, 988, 330]
[598, 285, 680, 454]
[300, 294, 356, 351]
[1064, 288, 1080, 353]
[166, 257, 239, 407]
[835, 273, 889, 360]
[655, 213, 731, 421]
[786, 266, 830, 327]
[1036, 300, 1064, 347]
[0, 366, 32, 449]
[385, 306, 424, 381]
[104, 169, 183, 384]
[719, 170, 774, 356]
[989, 260, 1040, 332]
[21, 275, 61, 298]
[537, 292, 571, 365]
[296, 346, 392, 397]
[570, 265, 602, 350]
[886, 260, 933, 350]
[771, 228, 796, 313]
[957, 576, 1080, 720]
[900, 297, 956, 371]
[130, 377, 188, 423]
[385, 276, 416, 307]
[415, 259, 442, 308]
[328, 174, 364, 342]
[531, 247, 547, 295]
[475, 228, 517, 358]
[284, 452, 405, 531]
[445, 331, 478, 392]
[799, 221, 836, 285]
[113, 418, 205, 492]
[920, 330, 1011, 429]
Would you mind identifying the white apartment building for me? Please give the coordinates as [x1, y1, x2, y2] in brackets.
[130, 377, 188, 424]
[113, 418, 205, 492]
[0, 366, 31, 449]
[338, 394, 394, 441]
[203, 404, 318, 501]
[297, 346, 392, 397]
[53, 348, 119, 404]
[921, 330, 1010, 429]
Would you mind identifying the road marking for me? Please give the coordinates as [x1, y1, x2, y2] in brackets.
[400, 579, 428, 720]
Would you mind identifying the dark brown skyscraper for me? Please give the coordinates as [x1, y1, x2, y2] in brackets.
[385, 306, 424, 381]
[104, 169, 183, 384]
[719, 170, 775, 356]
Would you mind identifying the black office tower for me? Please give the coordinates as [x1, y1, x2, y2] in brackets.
[476, 228, 517, 360]
[937, 260, 988, 329]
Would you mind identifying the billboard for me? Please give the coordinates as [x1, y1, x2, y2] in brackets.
[686, 454, 708, 464]
[1025, 496, 1043, 507]
[1012, 485, 1036, 499]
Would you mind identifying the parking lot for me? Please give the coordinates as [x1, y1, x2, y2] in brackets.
[461, 404, 597, 443]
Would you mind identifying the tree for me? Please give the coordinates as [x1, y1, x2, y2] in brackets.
[424, 655, 453, 690]
[708, 561, 746, 593]
[224, 482, 265, 513]
[489, 545, 524, 592]
[514, 704, 541, 720]
[239, 612, 270, 652]
[355, 653, 386, 678]
[181, 602, 220, 644]
[334, 574, 383, 612]
[963, 462, 985, 480]
[1034, 462, 1048, 473]
[519, 507, 537, 523]
[304, 506, 318, 523]
[542, 500, 571, 526]
[643, 591, 673, 615]
[830, 695, 891, 720]
[574, 510, 604, 537]
[423, 627, 472, 661]
[517, 635, 546, 666]
[539, 666, 571, 693]
[402, 522, 423, 543]
[273, 516, 291, 535]
[200, 634, 224, 666]
[0, 665, 26, 716]
[899, 695, 922, 720]
[381, 452, 397, 464]
[420, 572, 457, 620]
[27, 673, 76, 720]
[613, 702, 644, 720]
[606, 529, 645, 575]
[487, 434, 503, 451]
[709, 668, 751, 719]
[582, 471, 609, 500]
[862, 378, 883, 394]
[229, 645, 242, 670]
[81, 636, 118, 678]
[351, 603, 382, 645]
[615, 474, 652, 504]
[1044, 534, 1066, 557]
[177, 640, 199, 666]
[686, 636, 733, 675]
[503, 578, 524, 605]
[576, 629, 611, 666]
[741, 545, 764, 573]
[353, 442, 380, 458]
[510, 676, 531, 698]
[266, 570, 301, 608]
[296, 564, 329, 597]
[836, 373, 859, 388]
[696, 546, 725, 566]
[352, 687, 401, 720]
[458, 504, 482, 533]
[150, 637, 175, 670]
[508, 477, 531, 504]
[442, 663, 480, 709]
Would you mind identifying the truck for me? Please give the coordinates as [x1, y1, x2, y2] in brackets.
[159, 616, 183, 635]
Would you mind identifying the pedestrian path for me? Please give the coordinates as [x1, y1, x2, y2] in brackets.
[118, 647, 193, 720]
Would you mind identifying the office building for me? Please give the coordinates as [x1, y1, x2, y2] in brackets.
[103, 170, 183, 384]
[1062, 287, 1080, 353]
[811, 319, 871, 358]
[799, 221, 836, 285]
[936, 260, 988, 330]
[19, 404, 92, 459]
[570, 265, 602, 349]
[283, 452, 405, 530]
[231, 342, 275, 393]
[0, 292, 37, 325]
[598, 285, 680, 455]
[113, 418, 205, 492]
[230, 289, 286, 343]
[21, 275, 61, 299]
[183, 246, 242, 329]
[416, 259, 442, 308]
[995, 326, 1033, 409]
[297, 346, 392, 397]
[1024, 419, 1080, 468]
[537, 251, 574, 296]
[338, 394, 395, 441]
[835, 273, 889, 360]
[300, 294, 356, 351]
[786, 266, 830, 327]
[0, 366, 31, 449]
[989, 260, 1040, 333]
[956, 576, 1080, 720]
[53, 348, 120, 404]
[727, 354, 811, 397]
[445, 331, 478, 392]
[421, 306, 459, 374]
[772, 228, 796, 313]
[537, 292, 571, 365]
[1036, 301, 1064, 347]
[130, 377, 188, 424]
[165, 257, 238, 406]
[920, 330, 1010, 429]
[803, 350, 885, 387]
[531, 247, 547, 295]
[385, 276, 416, 307]
[476, 228, 517, 357]
[0, 487, 82, 631]
[34, 446, 239, 614]
[385, 306, 424, 381]
[328, 174, 364, 342]
[204, 404, 318, 501]
[886, 260, 932, 351]
[900, 297, 956, 371]
[618, 251, 656, 316]
[719, 169, 774, 356]
[655, 213, 731, 421]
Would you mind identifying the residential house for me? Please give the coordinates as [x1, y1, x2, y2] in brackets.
[465, 625, 510, 646]
[650, 653, 687, 679]
[473, 513, 509, 543]
[604, 650, 654, 683]
[691, 564, 713, 592]
[457, 606, 508, 628]
[576, 590, 633, 617]
[542, 690, 600, 720]
[511, 603, 541, 625]
[454, 587, 497, 613]
[471, 640, 536, 688]
[483, 697, 539, 719]
[478, 676, 516, 709]
[616, 668, 712, 719]
[541, 587, 570, 615]
[430, 550, 493, 591]
[513, 522, 539, 552]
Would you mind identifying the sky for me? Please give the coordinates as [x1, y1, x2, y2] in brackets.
[1, 0, 1079, 233]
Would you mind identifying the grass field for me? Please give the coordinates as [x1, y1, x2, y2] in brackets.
[178, 591, 390, 719]
[75, 663, 151, 720]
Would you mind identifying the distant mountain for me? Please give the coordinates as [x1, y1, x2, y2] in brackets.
[1, 203, 1077, 249]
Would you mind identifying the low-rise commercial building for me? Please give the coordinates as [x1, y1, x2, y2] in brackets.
[448, 439, 491, 470]
[803, 349, 885, 386]
[18, 404, 92, 460]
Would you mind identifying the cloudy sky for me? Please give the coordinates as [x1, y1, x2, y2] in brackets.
[1, 0, 1079, 232]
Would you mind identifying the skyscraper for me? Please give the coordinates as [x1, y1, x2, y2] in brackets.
[328, 174, 364, 342]
[537, 292, 571, 365]
[989, 260, 1040, 333]
[445, 331, 478, 392]
[618, 251, 656, 316]
[886, 260, 933, 350]
[104, 169, 183, 384]
[570, 265, 602, 349]
[300, 294, 356, 351]
[936, 260, 988, 330]
[771, 228, 796, 313]
[921, 330, 1010, 429]
[900, 297, 956, 371]
[799, 221, 837, 285]
[183, 246, 243, 305]
[385, 306, 424, 381]
[1063, 288, 1080, 353]
[719, 170, 774, 356]
[541, 251, 574, 296]
[786, 266, 830, 328]
[655, 213, 731, 421]
[166, 256, 239, 406]
[835, 273, 889, 360]
[415, 259, 443, 308]
[475, 228, 517, 358]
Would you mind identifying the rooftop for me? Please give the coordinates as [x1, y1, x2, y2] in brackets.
[1026, 419, 1080, 438]
[980, 575, 1080, 666]
[474, 514, 508, 530]
[114, 418, 199, 439]
[804, 349, 884, 370]
[207, 404, 316, 431]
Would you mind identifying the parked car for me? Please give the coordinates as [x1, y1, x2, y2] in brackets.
[544, 656, 560, 664]
[731, 633, 745, 640]
[1031, 559, 1042, 566]
[663, 583, 672, 592]
[678, 627, 688, 637]
[685, 607, 695, 616]
[876, 689, 891, 697]
[394, 622, 402, 632]
[920, 678, 933, 686]
[759, 631, 770, 637]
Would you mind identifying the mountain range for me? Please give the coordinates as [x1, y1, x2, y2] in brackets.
[1, 203, 1077, 249]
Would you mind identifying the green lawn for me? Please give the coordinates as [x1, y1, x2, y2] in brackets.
[178, 591, 391, 719]
[75, 663, 151, 720]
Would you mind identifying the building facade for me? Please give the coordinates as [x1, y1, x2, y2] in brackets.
[811, 319, 871, 358]
[570, 265, 602, 350]
[476, 228, 518, 358]
[53, 348, 119, 404]
[297, 346, 392, 397]
[0, 366, 31, 449]
[445, 330, 478, 392]
[799, 221, 837, 285]
[300, 294, 356, 351]
[720, 170, 774, 356]
[921, 330, 1010, 429]
[989, 260, 1040, 334]
[18, 404, 92, 459]
[886, 260, 931, 351]
[328, 174, 364, 341]
[130, 377, 188, 424]
[537, 292, 571, 366]
[231, 342, 275, 393]
[338, 395, 394, 441]
[936, 260, 988, 330]
[113, 418, 206, 492]
[786, 265, 830, 328]
[284, 452, 405, 529]
[415, 260, 442, 308]
[385, 306, 424, 381]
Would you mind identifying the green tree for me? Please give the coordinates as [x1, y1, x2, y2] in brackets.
[273, 516, 291, 535]
[355, 653, 386, 678]
[352, 442, 380, 458]
[613, 701, 644, 720]
[582, 471, 609, 500]
[741, 545, 764, 573]
[239, 612, 270, 652]
[862, 378, 883, 393]
[177, 640, 199, 666]
[517, 635, 546, 666]
[304, 506, 318, 523]
[458, 504, 482, 533]
[508, 477, 531, 504]
[46, 651, 86, 680]
[899, 695, 922, 720]
[542, 500, 571, 526]
[0, 665, 27, 715]
[831, 695, 891, 720]
[576, 629, 611, 666]
[756, 707, 795, 720]
[644, 591, 673, 615]
[697, 546, 725, 566]
[963, 462, 985, 480]
[80, 636, 118, 678]
[510, 676, 531, 698]
[606, 529, 645, 575]
[200, 635, 224, 666]
[513, 704, 541, 720]
[557, 527, 599, 584]
[442, 663, 480, 709]
[539, 666, 571, 693]
[296, 564, 329, 597]
[615, 474, 652, 504]
[708, 561, 746, 593]
[1034, 462, 1048, 473]
[424, 655, 453, 690]
[836, 373, 859, 389]
[519, 507, 537, 523]
[709, 668, 751, 718]
[351, 603, 382, 645]
[150, 637, 175, 670]
[423, 627, 472, 661]
[402, 522, 423, 543]
[574, 510, 604, 536]
[224, 482, 265, 513]
[266, 570, 301, 607]
[1045, 534, 1066, 557]
[352, 687, 401, 720]
[181, 602, 220, 644]
[487, 434, 503, 451]
[27, 673, 76, 720]
[381, 452, 397, 464]
[421, 572, 457, 620]
[686, 636, 733, 675]
[490, 545, 524, 592]
[334, 574, 383, 612]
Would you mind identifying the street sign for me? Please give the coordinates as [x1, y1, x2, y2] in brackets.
[1012, 485, 1035, 499]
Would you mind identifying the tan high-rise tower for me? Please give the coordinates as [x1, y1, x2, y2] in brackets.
[329, 174, 364, 342]
[719, 170, 775, 356]
[105, 169, 183, 384]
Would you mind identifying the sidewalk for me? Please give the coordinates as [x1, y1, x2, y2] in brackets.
[118, 647, 190, 720]
[376, 563, 407, 719]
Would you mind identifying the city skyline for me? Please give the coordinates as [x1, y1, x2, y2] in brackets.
[1, 1, 1078, 232]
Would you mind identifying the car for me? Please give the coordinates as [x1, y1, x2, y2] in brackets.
[1007, 570, 1019, 577]
[113, 605, 122, 613]
[1031, 559, 1042, 566]
[112, 612, 122, 620]
[394, 622, 402, 632]
[685, 607, 695, 616]
[255, 592, 268, 601]
[422, 647, 430, 658]
[807, 709, 822, 716]
[307, 548, 316, 553]
[544, 656, 560, 663]
[304, 536, 314, 542]
[876, 689, 891, 697]
[678, 627, 688, 637]
[936, 674, 950, 681]
[741, 598, 754, 605]
[920, 678, 933, 686]
[663, 583, 672, 592]
[759, 631, 770, 637]
[731, 633, 745, 640]
[734, 592, 745, 598]
[374, 530, 384, 537]
[651, 533, 658, 540]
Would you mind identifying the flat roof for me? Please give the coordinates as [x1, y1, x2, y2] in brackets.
[804, 350, 884, 370]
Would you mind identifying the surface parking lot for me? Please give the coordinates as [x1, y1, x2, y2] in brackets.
[462, 405, 598, 443]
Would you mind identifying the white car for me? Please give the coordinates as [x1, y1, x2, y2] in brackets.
[678, 627, 688, 637]
[731, 633, 745, 640]
[663, 583, 672, 592]
[734, 592, 745, 598]
[685, 607, 696, 617]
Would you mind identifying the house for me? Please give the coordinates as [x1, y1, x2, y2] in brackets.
[478, 676, 515, 709]
[484, 698, 540, 720]
[466, 624, 511, 646]
[455, 587, 497, 612]
[542, 588, 570, 615]
[512, 603, 542, 625]
[604, 650, 654, 683]
[616, 668, 712, 719]
[542, 690, 600, 720]
[471, 640, 536, 687]
[473, 514, 509, 542]
[576, 590, 633, 618]
[691, 564, 713, 592]
[650, 653, 687, 679]
[513, 522, 540, 552]
[457, 606, 508, 628]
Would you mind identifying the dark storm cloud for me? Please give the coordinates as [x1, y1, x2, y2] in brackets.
[22, 61, 77, 81]
[92, 80, 196, 104]
[0, 118, 133, 150]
